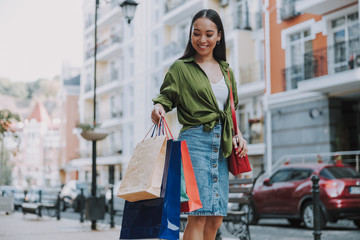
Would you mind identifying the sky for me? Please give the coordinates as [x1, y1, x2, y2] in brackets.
[0, 0, 83, 82]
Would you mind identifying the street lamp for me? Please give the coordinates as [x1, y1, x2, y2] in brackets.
[89, 0, 138, 231]
[120, 0, 138, 24]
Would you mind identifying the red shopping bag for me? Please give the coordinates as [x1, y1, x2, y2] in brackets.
[180, 141, 202, 212]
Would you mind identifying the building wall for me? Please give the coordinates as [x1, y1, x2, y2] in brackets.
[270, 96, 333, 162]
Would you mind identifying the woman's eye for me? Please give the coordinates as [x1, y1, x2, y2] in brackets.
[193, 33, 200, 37]
[207, 35, 213, 38]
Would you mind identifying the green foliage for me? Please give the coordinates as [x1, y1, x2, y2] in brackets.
[0, 78, 59, 99]
[76, 122, 100, 132]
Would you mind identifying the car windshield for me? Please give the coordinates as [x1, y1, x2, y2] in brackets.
[320, 166, 360, 179]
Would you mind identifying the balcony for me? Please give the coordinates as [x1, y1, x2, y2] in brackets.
[239, 61, 265, 85]
[163, 41, 183, 61]
[85, 33, 123, 61]
[237, 61, 265, 99]
[165, 0, 190, 13]
[282, 37, 360, 93]
[163, 0, 202, 25]
[280, 0, 299, 20]
[295, 0, 357, 15]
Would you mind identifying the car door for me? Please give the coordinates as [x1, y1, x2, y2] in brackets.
[285, 168, 313, 214]
[260, 169, 292, 214]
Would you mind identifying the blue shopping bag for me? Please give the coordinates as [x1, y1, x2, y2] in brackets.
[119, 140, 181, 240]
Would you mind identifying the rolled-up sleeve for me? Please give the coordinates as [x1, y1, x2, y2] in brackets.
[152, 69, 179, 112]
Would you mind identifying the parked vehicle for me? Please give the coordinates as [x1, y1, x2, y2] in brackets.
[105, 182, 125, 214]
[249, 164, 360, 229]
[0, 186, 26, 210]
[60, 180, 106, 212]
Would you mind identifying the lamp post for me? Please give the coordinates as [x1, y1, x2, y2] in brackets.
[89, 0, 138, 231]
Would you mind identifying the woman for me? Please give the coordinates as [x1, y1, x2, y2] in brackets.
[151, 9, 248, 240]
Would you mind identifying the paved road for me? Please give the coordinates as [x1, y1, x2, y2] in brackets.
[250, 219, 359, 240]
[1, 210, 359, 240]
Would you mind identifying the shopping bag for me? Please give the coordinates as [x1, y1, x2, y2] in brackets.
[227, 69, 252, 176]
[117, 123, 167, 202]
[180, 141, 202, 213]
[119, 139, 181, 240]
[228, 152, 252, 176]
[180, 165, 189, 202]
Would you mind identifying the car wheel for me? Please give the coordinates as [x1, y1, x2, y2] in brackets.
[302, 201, 326, 229]
[353, 220, 360, 229]
[288, 219, 302, 227]
[240, 204, 258, 225]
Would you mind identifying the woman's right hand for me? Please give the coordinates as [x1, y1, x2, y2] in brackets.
[151, 104, 165, 124]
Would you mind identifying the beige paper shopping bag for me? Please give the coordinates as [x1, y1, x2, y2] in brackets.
[117, 135, 167, 202]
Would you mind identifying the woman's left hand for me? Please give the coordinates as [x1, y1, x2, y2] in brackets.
[232, 133, 248, 158]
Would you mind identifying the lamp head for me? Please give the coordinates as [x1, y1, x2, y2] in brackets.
[120, 0, 138, 24]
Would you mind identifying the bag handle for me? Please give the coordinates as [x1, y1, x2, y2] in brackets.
[161, 116, 174, 140]
[227, 69, 238, 136]
[143, 117, 169, 141]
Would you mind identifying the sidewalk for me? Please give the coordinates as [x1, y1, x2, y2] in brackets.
[0, 212, 237, 240]
[0, 212, 121, 240]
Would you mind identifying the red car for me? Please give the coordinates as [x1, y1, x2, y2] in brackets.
[249, 164, 360, 229]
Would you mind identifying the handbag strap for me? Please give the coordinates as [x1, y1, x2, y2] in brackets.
[227, 69, 238, 136]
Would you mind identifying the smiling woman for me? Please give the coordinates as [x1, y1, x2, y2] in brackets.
[151, 9, 249, 240]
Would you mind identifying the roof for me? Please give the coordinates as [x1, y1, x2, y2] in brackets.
[64, 75, 80, 86]
[27, 102, 52, 126]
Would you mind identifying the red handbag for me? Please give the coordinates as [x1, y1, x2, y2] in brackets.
[227, 70, 252, 175]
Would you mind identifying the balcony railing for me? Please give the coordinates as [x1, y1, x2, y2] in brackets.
[282, 37, 360, 90]
[280, 0, 299, 20]
[85, 33, 122, 61]
[233, 11, 263, 30]
[164, 0, 190, 14]
[163, 41, 184, 61]
[238, 61, 265, 85]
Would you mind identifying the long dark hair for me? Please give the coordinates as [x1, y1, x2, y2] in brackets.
[180, 9, 226, 61]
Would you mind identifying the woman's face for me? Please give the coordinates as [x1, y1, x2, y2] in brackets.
[191, 17, 221, 59]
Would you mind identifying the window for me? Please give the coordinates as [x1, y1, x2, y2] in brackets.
[238, 104, 250, 141]
[290, 169, 313, 181]
[286, 28, 313, 89]
[177, 23, 188, 49]
[151, 72, 162, 98]
[153, 33, 160, 66]
[128, 46, 134, 77]
[320, 167, 360, 179]
[110, 94, 122, 118]
[330, 11, 360, 73]
[110, 61, 118, 81]
[234, 0, 249, 29]
[270, 169, 292, 184]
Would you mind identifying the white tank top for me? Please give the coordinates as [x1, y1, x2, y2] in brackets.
[210, 76, 228, 111]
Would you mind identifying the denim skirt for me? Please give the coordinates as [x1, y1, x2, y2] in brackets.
[178, 124, 229, 216]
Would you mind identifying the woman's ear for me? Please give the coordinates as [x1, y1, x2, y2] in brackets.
[217, 30, 222, 42]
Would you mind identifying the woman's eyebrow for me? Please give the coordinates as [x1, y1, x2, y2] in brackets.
[193, 28, 215, 33]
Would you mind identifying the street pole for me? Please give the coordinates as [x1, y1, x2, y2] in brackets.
[311, 175, 322, 240]
[91, 0, 99, 231]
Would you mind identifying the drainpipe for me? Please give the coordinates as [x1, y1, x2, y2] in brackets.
[264, 0, 272, 174]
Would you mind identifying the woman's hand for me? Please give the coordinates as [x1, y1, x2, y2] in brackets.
[232, 130, 248, 158]
[151, 104, 165, 124]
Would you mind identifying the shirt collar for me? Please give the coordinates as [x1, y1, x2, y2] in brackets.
[183, 56, 229, 69]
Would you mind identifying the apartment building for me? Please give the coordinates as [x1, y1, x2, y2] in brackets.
[10, 102, 61, 187]
[264, 0, 360, 172]
[74, 0, 266, 186]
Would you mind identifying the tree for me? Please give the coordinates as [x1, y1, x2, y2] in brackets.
[0, 109, 21, 185]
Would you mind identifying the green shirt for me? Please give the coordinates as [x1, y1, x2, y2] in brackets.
[152, 56, 238, 158]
